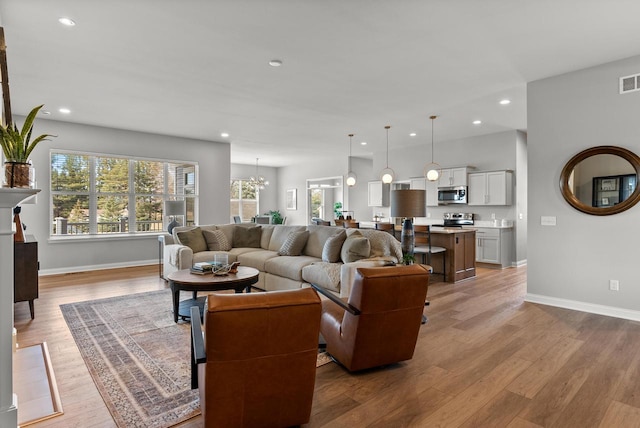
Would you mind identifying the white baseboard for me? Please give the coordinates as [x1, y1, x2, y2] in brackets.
[525, 293, 640, 322]
[512, 259, 527, 267]
[39, 259, 157, 276]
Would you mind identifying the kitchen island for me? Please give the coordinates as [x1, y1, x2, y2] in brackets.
[360, 223, 475, 283]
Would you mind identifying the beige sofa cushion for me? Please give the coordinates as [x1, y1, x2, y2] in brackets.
[192, 251, 238, 264]
[260, 225, 275, 249]
[175, 227, 207, 253]
[352, 229, 402, 260]
[278, 230, 309, 256]
[304, 225, 342, 258]
[237, 250, 279, 271]
[302, 262, 342, 293]
[341, 230, 371, 263]
[264, 255, 319, 281]
[202, 229, 231, 251]
[322, 229, 347, 263]
[268, 226, 307, 251]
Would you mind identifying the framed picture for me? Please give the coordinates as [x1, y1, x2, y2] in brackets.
[286, 188, 297, 210]
[600, 178, 617, 191]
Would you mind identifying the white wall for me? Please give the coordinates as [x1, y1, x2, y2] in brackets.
[528, 54, 640, 315]
[18, 119, 230, 273]
[515, 130, 528, 264]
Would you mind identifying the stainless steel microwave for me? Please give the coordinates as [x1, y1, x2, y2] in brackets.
[438, 186, 467, 205]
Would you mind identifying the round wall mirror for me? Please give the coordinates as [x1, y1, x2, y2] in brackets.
[560, 146, 640, 215]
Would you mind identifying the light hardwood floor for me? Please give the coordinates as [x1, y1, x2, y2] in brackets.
[14, 265, 640, 427]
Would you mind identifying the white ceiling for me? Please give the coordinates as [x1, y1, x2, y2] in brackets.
[2, 1, 640, 167]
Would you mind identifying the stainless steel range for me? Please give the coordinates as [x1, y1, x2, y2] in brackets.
[443, 212, 474, 227]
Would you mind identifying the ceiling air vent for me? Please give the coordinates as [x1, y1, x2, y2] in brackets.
[619, 73, 640, 94]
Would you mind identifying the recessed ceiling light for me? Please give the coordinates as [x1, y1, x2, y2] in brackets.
[42, 110, 51, 115]
[221, 132, 229, 138]
[59, 108, 71, 114]
[409, 133, 417, 137]
[58, 17, 76, 26]
[268, 59, 283, 67]
[499, 99, 511, 105]
[360, 141, 367, 146]
[473, 120, 482, 125]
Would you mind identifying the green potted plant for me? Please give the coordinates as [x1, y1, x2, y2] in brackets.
[267, 210, 284, 225]
[1, 104, 55, 188]
[333, 202, 342, 219]
[402, 253, 416, 265]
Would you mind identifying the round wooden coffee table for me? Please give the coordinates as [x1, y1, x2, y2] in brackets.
[167, 266, 260, 322]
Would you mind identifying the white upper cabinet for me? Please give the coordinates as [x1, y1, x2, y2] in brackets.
[368, 181, 390, 207]
[438, 167, 469, 187]
[410, 177, 438, 208]
[468, 170, 513, 206]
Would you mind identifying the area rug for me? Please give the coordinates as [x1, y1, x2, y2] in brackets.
[60, 290, 199, 428]
[61, 290, 332, 428]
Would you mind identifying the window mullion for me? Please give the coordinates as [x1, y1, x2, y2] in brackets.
[128, 159, 136, 233]
[89, 156, 97, 234]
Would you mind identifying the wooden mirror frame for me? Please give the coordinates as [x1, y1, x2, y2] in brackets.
[560, 145, 640, 216]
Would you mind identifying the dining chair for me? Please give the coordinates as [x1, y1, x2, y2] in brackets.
[414, 225, 446, 280]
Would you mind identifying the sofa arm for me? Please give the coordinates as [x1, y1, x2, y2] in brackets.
[164, 244, 194, 272]
[339, 257, 396, 298]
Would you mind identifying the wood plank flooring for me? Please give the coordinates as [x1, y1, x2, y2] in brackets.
[14, 265, 640, 427]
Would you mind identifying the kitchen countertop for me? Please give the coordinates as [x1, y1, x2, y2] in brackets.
[359, 220, 514, 230]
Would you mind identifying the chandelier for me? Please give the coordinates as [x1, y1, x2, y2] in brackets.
[249, 157, 269, 190]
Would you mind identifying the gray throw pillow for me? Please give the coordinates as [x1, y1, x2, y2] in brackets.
[278, 230, 310, 256]
[176, 227, 207, 253]
[202, 229, 232, 251]
[232, 226, 262, 248]
[340, 230, 371, 263]
[322, 230, 347, 263]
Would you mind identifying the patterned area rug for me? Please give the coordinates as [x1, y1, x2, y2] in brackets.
[60, 290, 199, 428]
[61, 290, 333, 428]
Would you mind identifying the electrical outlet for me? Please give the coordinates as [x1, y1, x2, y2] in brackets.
[427, 212, 431, 218]
[609, 279, 620, 291]
[491, 213, 496, 220]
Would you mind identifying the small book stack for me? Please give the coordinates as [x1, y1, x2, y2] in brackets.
[190, 262, 214, 275]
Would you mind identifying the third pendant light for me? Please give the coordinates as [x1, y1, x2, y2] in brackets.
[380, 125, 394, 184]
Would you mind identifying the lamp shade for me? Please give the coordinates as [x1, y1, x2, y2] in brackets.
[165, 200, 185, 216]
[390, 189, 426, 218]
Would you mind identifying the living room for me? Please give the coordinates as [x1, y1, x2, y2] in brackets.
[3, 1, 640, 427]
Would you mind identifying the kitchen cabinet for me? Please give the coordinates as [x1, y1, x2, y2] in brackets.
[439, 167, 469, 187]
[368, 181, 390, 207]
[474, 227, 513, 268]
[468, 170, 513, 206]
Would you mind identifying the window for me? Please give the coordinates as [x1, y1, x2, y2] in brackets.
[50, 151, 197, 237]
[230, 179, 258, 221]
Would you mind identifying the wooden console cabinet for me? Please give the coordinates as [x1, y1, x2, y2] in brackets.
[14, 235, 38, 319]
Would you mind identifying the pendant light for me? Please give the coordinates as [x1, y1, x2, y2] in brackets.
[380, 125, 395, 184]
[249, 157, 269, 190]
[346, 133, 357, 187]
[424, 115, 441, 181]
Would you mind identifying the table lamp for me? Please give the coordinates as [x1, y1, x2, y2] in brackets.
[390, 189, 426, 259]
[165, 200, 185, 234]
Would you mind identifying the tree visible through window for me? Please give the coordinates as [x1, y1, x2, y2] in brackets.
[51, 151, 197, 236]
[230, 179, 258, 221]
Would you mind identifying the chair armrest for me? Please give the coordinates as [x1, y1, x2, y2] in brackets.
[309, 283, 361, 316]
[159, 233, 174, 245]
[190, 306, 206, 364]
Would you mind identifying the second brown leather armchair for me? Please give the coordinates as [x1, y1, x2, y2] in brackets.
[315, 264, 430, 372]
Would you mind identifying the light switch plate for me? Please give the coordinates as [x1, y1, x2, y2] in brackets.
[541, 216, 557, 226]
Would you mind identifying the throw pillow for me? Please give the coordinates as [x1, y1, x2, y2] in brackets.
[278, 230, 310, 256]
[176, 227, 207, 253]
[233, 226, 262, 248]
[322, 230, 347, 263]
[341, 230, 371, 263]
[202, 229, 232, 251]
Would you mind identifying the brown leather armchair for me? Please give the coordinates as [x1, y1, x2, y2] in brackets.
[191, 288, 321, 428]
[312, 264, 430, 372]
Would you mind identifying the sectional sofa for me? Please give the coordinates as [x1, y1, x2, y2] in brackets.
[161, 223, 403, 297]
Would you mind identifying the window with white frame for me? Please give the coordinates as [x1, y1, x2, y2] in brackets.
[230, 179, 258, 221]
[50, 151, 197, 236]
